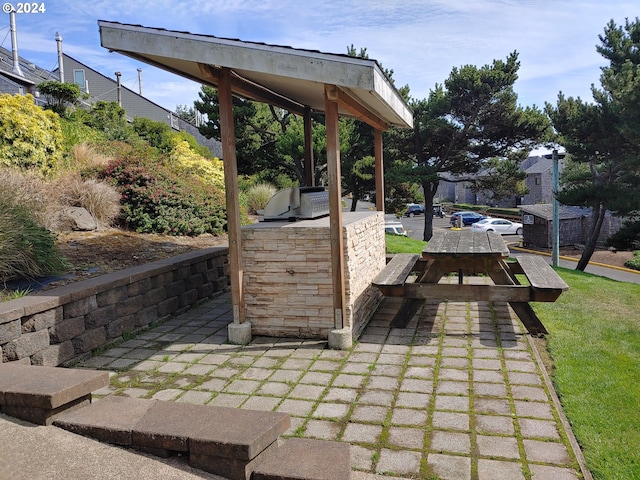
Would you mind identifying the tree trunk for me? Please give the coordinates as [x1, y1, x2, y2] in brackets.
[422, 181, 439, 241]
[576, 204, 607, 271]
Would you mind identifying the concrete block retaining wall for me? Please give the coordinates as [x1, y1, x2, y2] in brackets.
[0, 248, 230, 366]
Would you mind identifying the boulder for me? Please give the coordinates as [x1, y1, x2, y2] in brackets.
[58, 207, 97, 231]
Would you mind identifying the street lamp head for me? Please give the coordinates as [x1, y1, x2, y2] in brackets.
[543, 149, 566, 159]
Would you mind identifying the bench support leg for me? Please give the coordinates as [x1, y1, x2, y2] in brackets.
[488, 261, 548, 336]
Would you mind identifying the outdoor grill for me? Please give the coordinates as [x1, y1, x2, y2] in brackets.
[261, 186, 330, 221]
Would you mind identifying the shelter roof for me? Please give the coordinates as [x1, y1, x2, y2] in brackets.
[98, 21, 413, 129]
[520, 204, 587, 220]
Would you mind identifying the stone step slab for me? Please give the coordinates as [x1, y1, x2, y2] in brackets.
[54, 395, 292, 480]
[0, 363, 109, 425]
[54, 395, 157, 445]
[252, 437, 351, 480]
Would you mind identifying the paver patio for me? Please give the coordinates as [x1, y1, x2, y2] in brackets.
[79, 291, 586, 480]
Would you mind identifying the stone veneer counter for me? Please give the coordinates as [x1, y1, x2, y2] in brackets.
[241, 212, 385, 340]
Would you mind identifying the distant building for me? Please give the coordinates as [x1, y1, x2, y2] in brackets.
[521, 156, 564, 205]
[521, 204, 622, 249]
[55, 53, 222, 158]
[0, 46, 56, 104]
[0, 45, 221, 158]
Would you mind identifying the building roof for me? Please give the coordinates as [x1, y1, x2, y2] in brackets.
[525, 157, 553, 174]
[97, 21, 413, 130]
[520, 204, 587, 220]
[0, 46, 57, 87]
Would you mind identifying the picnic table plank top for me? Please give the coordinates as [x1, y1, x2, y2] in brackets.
[422, 229, 509, 257]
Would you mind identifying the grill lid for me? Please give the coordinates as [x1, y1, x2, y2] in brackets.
[261, 187, 330, 221]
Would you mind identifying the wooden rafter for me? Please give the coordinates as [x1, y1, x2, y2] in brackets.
[197, 63, 306, 115]
[325, 85, 389, 131]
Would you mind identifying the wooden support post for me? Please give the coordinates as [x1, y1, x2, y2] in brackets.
[218, 68, 245, 325]
[303, 106, 315, 186]
[374, 129, 384, 212]
[324, 85, 346, 331]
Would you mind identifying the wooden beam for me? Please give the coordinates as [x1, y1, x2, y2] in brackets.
[399, 283, 533, 302]
[325, 85, 389, 131]
[324, 85, 347, 330]
[303, 106, 315, 186]
[218, 67, 245, 325]
[374, 129, 384, 211]
[198, 63, 306, 116]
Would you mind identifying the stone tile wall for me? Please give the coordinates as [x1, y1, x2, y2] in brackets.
[0, 248, 230, 366]
[241, 212, 385, 339]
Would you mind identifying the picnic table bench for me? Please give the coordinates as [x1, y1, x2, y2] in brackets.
[373, 230, 569, 335]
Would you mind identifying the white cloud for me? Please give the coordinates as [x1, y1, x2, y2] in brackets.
[5, 0, 638, 111]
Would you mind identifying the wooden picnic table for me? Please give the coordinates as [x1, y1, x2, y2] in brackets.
[373, 229, 569, 335]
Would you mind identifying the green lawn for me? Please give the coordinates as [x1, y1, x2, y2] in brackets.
[533, 269, 640, 480]
[386, 234, 640, 479]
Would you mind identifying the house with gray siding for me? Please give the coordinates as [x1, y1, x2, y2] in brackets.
[57, 54, 222, 157]
[521, 156, 565, 205]
[1, 46, 221, 158]
[0, 46, 56, 105]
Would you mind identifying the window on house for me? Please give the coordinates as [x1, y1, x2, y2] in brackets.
[73, 69, 85, 89]
[535, 177, 541, 185]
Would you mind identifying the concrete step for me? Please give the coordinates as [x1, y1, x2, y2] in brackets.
[54, 395, 291, 480]
[252, 437, 351, 480]
[0, 363, 109, 425]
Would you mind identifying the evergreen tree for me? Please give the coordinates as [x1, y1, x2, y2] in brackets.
[385, 52, 550, 240]
[546, 18, 640, 270]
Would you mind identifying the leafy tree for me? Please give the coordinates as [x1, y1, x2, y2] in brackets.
[38, 81, 82, 116]
[0, 93, 63, 173]
[194, 85, 268, 175]
[385, 52, 550, 240]
[546, 18, 640, 270]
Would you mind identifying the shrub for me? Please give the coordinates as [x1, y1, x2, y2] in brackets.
[246, 183, 276, 213]
[0, 168, 54, 228]
[606, 220, 640, 250]
[131, 117, 174, 152]
[169, 141, 225, 189]
[100, 157, 227, 236]
[0, 93, 63, 173]
[624, 251, 640, 271]
[0, 197, 69, 282]
[58, 117, 107, 152]
[85, 101, 131, 141]
[66, 142, 113, 174]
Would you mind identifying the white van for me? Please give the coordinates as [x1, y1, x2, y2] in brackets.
[384, 221, 408, 236]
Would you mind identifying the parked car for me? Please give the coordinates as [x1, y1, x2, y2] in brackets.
[471, 218, 523, 235]
[385, 221, 408, 236]
[449, 211, 486, 226]
[405, 204, 425, 217]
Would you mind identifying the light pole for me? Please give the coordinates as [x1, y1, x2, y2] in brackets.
[545, 149, 566, 267]
[552, 149, 560, 267]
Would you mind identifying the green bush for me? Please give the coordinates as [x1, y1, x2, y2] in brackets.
[99, 155, 227, 236]
[0, 197, 69, 282]
[246, 183, 276, 213]
[606, 220, 640, 250]
[59, 117, 107, 152]
[624, 251, 640, 271]
[0, 93, 63, 173]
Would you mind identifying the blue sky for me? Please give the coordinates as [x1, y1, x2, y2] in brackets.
[1, 0, 637, 115]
